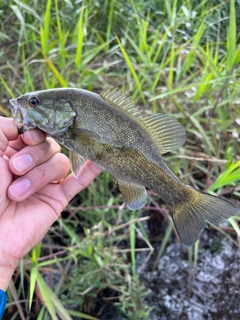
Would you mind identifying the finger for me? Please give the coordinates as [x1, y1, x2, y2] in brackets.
[14, 161, 103, 216]
[61, 161, 102, 203]
[0, 157, 12, 212]
[0, 117, 18, 156]
[20, 129, 47, 146]
[4, 136, 26, 159]
[9, 137, 61, 175]
[7, 153, 70, 201]
[4, 145, 22, 159]
[7, 135, 26, 153]
[6, 129, 47, 158]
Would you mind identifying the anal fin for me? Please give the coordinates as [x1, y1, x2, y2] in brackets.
[118, 180, 147, 210]
[69, 150, 86, 178]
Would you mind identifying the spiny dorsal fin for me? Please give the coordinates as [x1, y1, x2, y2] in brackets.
[100, 88, 142, 119]
[100, 88, 185, 154]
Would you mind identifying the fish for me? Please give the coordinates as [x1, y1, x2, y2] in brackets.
[9, 88, 239, 246]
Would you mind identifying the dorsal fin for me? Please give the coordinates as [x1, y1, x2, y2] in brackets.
[100, 88, 142, 119]
[141, 113, 186, 154]
[100, 88, 185, 154]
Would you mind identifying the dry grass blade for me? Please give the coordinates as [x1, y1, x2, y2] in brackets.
[8, 280, 25, 320]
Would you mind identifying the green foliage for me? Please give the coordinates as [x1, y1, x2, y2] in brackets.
[0, 0, 239, 318]
[208, 161, 240, 192]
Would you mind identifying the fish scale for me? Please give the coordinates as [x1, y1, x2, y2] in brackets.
[10, 87, 239, 246]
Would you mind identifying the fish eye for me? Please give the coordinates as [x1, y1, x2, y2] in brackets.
[28, 96, 40, 107]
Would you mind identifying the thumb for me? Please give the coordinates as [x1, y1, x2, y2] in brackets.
[61, 161, 102, 203]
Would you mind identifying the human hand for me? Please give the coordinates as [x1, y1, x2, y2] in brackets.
[0, 117, 102, 291]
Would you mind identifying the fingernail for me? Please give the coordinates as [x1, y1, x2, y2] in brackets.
[9, 179, 31, 197]
[13, 154, 33, 172]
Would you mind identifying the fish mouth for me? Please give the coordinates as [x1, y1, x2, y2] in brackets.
[9, 98, 32, 134]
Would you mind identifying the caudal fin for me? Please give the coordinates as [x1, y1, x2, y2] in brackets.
[171, 188, 239, 246]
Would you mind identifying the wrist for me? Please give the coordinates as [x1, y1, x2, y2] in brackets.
[0, 250, 20, 291]
[0, 265, 14, 291]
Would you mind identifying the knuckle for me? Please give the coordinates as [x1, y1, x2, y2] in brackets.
[37, 165, 48, 180]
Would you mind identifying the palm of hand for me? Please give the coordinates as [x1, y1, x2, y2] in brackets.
[0, 118, 102, 275]
[0, 175, 67, 266]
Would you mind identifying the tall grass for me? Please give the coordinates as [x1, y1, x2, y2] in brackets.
[0, 0, 239, 318]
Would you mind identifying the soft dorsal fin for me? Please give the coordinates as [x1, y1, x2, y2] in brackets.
[100, 88, 185, 154]
[141, 113, 185, 154]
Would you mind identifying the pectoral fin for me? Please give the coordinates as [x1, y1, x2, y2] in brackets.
[118, 180, 147, 210]
[69, 151, 86, 178]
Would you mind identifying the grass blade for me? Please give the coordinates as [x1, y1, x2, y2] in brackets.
[0, 77, 15, 98]
[67, 310, 99, 319]
[229, 217, 240, 238]
[36, 272, 58, 320]
[116, 36, 145, 102]
[130, 212, 136, 275]
[13, 0, 41, 21]
[190, 115, 214, 153]
[208, 161, 240, 191]
[227, 0, 236, 71]
[40, 0, 51, 55]
[106, 0, 115, 49]
[41, 52, 68, 87]
[29, 266, 37, 309]
[54, 0, 66, 69]
[36, 271, 73, 320]
[75, 5, 88, 70]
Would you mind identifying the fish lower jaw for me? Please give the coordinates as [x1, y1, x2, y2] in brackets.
[10, 99, 33, 133]
[17, 125, 28, 134]
[15, 121, 37, 134]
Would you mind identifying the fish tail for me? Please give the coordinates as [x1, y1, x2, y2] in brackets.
[170, 187, 239, 246]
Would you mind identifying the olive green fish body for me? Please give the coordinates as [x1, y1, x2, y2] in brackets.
[58, 89, 171, 167]
[10, 88, 239, 246]
[60, 127, 182, 194]
[58, 128, 238, 246]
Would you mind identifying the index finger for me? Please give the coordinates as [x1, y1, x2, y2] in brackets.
[0, 117, 18, 156]
[8, 129, 47, 153]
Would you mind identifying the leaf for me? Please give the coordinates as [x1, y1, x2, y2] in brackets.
[130, 212, 136, 275]
[41, 0, 52, 55]
[227, 0, 236, 70]
[75, 5, 88, 70]
[41, 52, 68, 87]
[29, 266, 38, 309]
[36, 272, 72, 320]
[36, 273, 58, 320]
[116, 36, 145, 102]
[208, 161, 240, 191]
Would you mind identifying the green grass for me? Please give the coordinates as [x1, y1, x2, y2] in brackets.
[0, 0, 240, 318]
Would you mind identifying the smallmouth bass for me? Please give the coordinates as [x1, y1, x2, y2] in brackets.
[10, 88, 239, 246]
